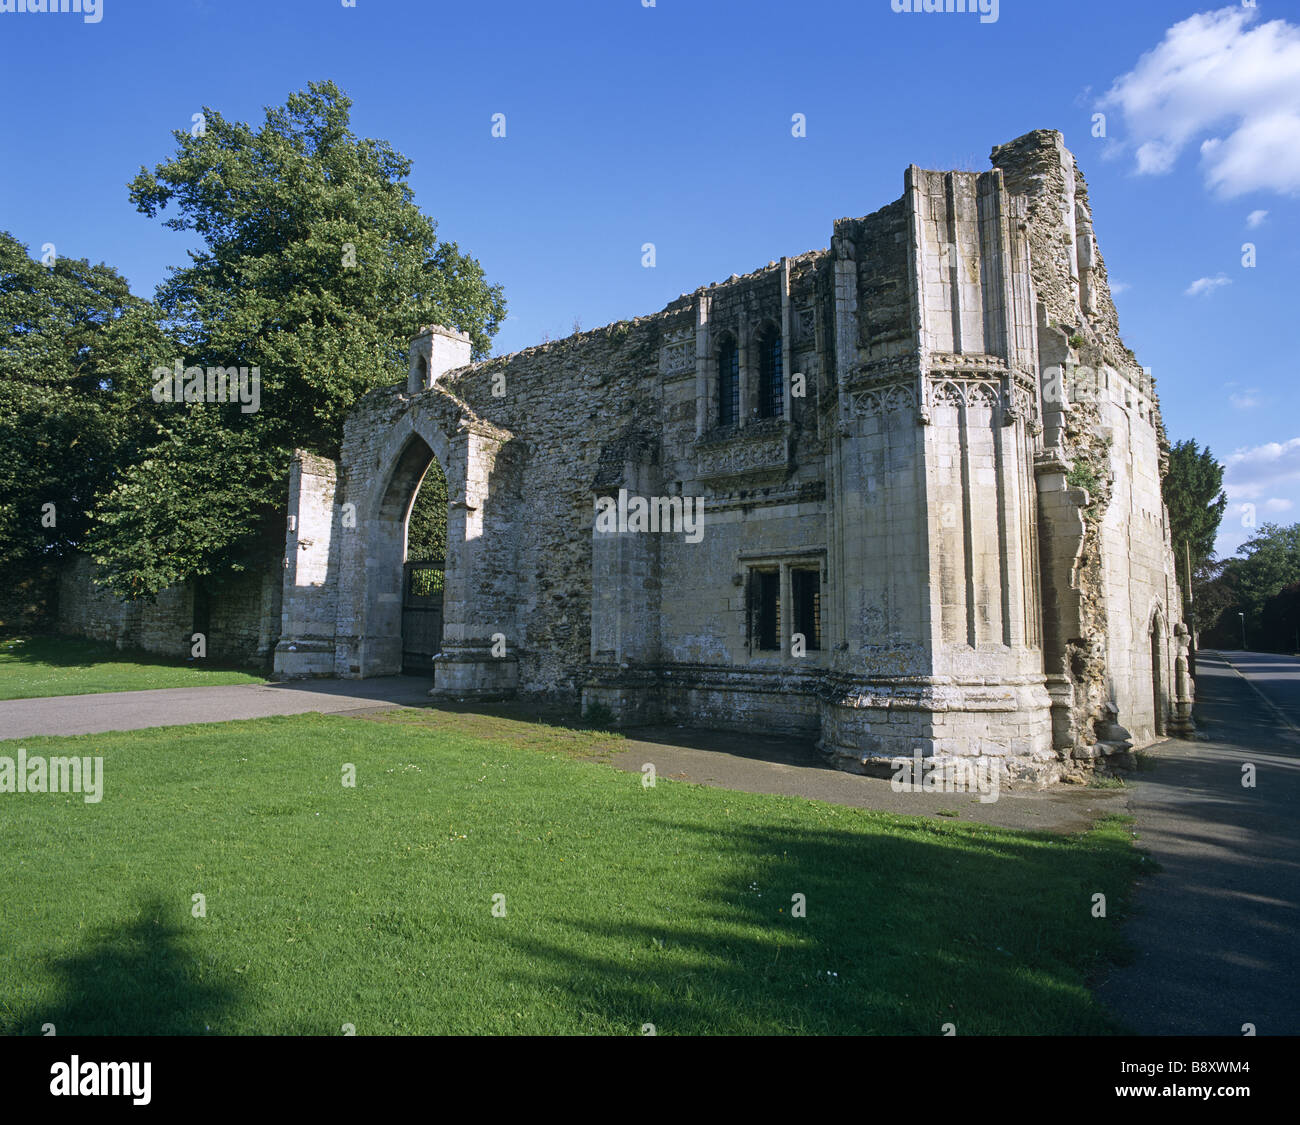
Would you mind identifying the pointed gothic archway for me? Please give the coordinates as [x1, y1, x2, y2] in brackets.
[362, 426, 453, 678]
[275, 361, 521, 695]
[351, 396, 521, 698]
[400, 449, 449, 674]
[1150, 608, 1167, 738]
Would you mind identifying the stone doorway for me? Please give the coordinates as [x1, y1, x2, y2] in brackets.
[1150, 614, 1167, 737]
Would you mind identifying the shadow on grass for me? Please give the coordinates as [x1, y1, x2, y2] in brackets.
[3, 896, 246, 1036]
[486, 814, 1143, 1036]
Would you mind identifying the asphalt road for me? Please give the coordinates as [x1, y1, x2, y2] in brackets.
[1095, 650, 1300, 1035]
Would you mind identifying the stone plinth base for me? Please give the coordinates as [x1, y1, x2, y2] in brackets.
[583, 663, 824, 732]
[818, 675, 1061, 787]
[582, 667, 663, 725]
[430, 647, 519, 700]
[273, 639, 336, 678]
[1168, 700, 1195, 736]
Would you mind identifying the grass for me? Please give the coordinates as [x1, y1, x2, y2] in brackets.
[0, 711, 1145, 1035]
[1088, 776, 1127, 790]
[0, 635, 265, 700]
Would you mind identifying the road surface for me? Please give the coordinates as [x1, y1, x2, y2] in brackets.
[1095, 650, 1300, 1034]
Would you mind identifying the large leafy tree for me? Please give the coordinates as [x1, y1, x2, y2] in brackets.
[0, 232, 169, 624]
[1228, 523, 1300, 630]
[1202, 523, 1300, 649]
[1162, 439, 1227, 574]
[88, 81, 505, 597]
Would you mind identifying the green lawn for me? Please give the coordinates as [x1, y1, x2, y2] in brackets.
[0, 635, 265, 700]
[0, 710, 1144, 1035]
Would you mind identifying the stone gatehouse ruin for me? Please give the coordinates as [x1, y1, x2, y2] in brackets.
[263, 129, 1193, 784]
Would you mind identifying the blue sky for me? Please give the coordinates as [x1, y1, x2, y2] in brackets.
[1, 0, 1296, 557]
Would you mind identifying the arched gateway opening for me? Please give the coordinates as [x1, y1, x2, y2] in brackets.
[276, 325, 519, 696]
[401, 453, 449, 673]
[367, 433, 451, 678]
[373, 435, 450, 676]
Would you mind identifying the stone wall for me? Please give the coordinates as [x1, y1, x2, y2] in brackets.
[57, 553, 280, 667]
[992, 129, 1190, 758]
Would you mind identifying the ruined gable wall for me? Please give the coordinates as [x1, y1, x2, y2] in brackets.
[992, 130, 1183, 750]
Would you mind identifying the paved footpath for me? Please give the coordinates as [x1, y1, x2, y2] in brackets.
[0, 677, 435, 741]
[1094, 651, 1300, 1035]
[603, 725, 1126, 834]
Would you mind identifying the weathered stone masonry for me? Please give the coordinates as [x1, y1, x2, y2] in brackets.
[275, 130, 1192, 785]
[56, 554, 281, 664]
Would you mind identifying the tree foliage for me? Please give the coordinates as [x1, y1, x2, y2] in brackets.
[1162, 439, 1227, 573]
[405, 458, 448, 563]
[0, 232, 169, 624]
[87, 81, 506, 597]
[1201, 523, 1300, 650]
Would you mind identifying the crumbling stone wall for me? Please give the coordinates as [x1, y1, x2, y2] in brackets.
[992, 130, 1188, 760]
[56, 554, 279, 666]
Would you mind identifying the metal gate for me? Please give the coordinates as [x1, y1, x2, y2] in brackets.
[401, 561, 445, 675]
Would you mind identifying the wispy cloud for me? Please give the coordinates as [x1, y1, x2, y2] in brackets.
[1230, 389, 1262, 409]
[1186, 273, 1232, 297]
[1246, 209, 1269, 228]
[1098, 7, 1300, 197]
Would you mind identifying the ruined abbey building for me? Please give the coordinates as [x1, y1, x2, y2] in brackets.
[268, 129, 1192, 785]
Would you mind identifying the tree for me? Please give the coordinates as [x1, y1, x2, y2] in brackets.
[1188, 556, 1237, 643]
[1162, 439, 1227, 575]
[1229, 523, 1300, 631]
[405, 459, 448, 563]
[88, 81, 506, 597]
[1258, 582, 1300, 654]
[1202, 523, 1300, 650]
[0, 232, 169, 625]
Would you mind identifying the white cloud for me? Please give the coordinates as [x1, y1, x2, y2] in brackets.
[1229, 389, 1262, 409]
[1185, 273, 1232, 296]
[1099, 7, 1300, 197]
[1109, 279, 1131, 295]
[1223, 436, 1300, 501]
[1263, 497, 1295, 513]
[1246, 208, 1269, 228]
